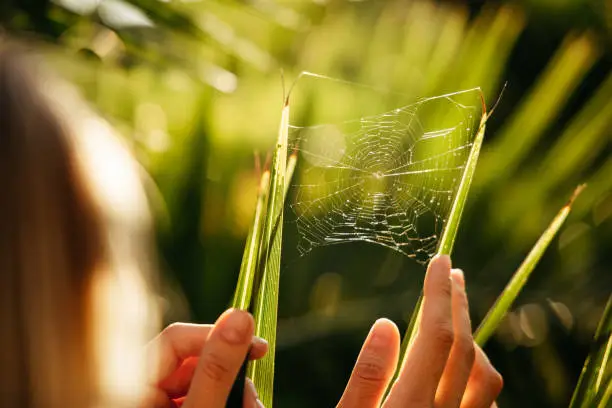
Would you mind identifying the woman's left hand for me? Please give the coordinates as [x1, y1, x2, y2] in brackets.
[337, 255, 503, 408]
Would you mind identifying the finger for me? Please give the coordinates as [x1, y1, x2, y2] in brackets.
[435, 269, 475, 407]
[183, 309, 254, 408]
[158, 337, 268, 398]
[244, 378, 264, 408]
[146, 323, 213, 384]
[460, 346, 503, 408]
[159, 357, 199, 399]
[384, 255, 453, 407]
[147, 323, 268, 387]
[337, 318, 400, 408]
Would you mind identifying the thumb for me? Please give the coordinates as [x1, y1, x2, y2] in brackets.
[183, 309, 254, 408]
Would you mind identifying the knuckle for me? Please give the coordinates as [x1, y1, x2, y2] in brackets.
[440, 281, 453, 298]
[458, 291, 470, 308]
[158, 323, 183, 348]
[476, 363, 504, 396]
[162, 322, 182, 338]
[489, 369, 504, 394]
[354, 359, 387, 386]
[431, 321, 454, 350]
[425, 278, 452, 299]
[199, 352, 231, 382]
[456, 336, 475, 363]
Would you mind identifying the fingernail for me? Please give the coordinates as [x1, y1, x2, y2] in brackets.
[369, 318, 393, 347]
[220, 309, 253, 344]
[451, 269, 465, 289]
[246, 378, 258, 399]
[252, 336, 268, 347]
[433, 254, 452, 269]
[256, 399, 265, 408]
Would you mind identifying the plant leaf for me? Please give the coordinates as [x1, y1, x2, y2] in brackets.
[284, 151, 298, 198]
[437, 101, 487, 257]
[247, 101, 290, 408]
[477, 32, 599, 188]
[474, 184, 586, 347]
[232, 170, 271, 310]
[389, 95, 488, 391]
[594, 378, 612, 408]
[570, 293, 612, 408]
[233, 144, 298, 311]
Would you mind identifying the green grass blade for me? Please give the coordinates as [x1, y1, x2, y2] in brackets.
[248, 102, 290, 408]
[233, 147, 297, 311]
[477, 33, 599, 188]
[232, 170, 271, 310]
[536, 72, 612, 192]
[412, 100, 487, 333]
[570, 294, 612, 408]
[437, 106, 487, 256]
[455, 5, 524, 100]
[388, 99, 488, 393]
[594, 378, 612, 408]
[474, 185, 586, 347]
[284, 151, 297, 198]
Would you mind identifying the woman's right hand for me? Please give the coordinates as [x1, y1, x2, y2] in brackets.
[143, 309, 267, 408]
[337, 255, 503, 408]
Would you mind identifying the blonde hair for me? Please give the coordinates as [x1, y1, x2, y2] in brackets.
[0, 42, 160, 407]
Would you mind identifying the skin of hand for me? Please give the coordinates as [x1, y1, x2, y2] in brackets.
[141, 310, 268, 408]
[337, 255, 503, 408]
[141, 255, 500, 408]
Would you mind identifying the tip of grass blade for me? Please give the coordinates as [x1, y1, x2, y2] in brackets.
[567, 183, 587, 208]
[485, 82, 507, 120]
[474, 183, 586, 347]
[263, 152, 272, 173]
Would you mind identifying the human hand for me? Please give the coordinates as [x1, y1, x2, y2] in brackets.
[142, 309, 267, 408]
[337, 255, 503, 408]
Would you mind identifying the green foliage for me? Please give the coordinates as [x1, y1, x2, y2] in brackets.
[232, 170, 270, 311]
[570, 294, 612, 408]
[437, 103, 488, 257]
[244, 103, 290, 407]
[593, 379, 612, 408]
[6, 1, 612, 407]
[392, 97, 488, 388]
[477, 33, 600, 189]
[475, 185, 586, 347]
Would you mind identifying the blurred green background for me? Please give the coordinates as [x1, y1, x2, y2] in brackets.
[2, 0, 611, 406]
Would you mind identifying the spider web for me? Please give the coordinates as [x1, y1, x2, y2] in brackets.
[289, 88, 482, 264]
